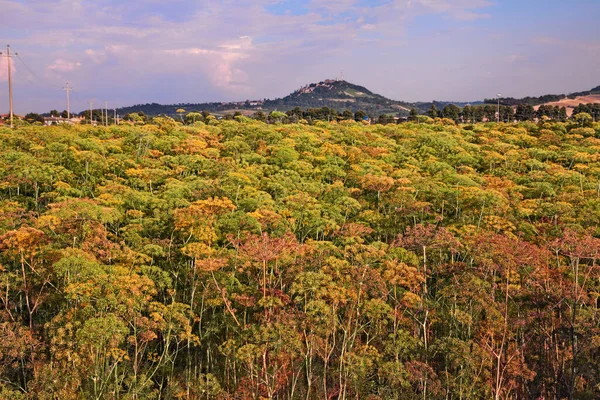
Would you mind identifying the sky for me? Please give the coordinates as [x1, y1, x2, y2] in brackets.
[0, 0, 599, 114]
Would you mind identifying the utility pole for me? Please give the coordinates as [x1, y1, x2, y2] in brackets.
[114, 108, 116, 125]
[89, 100, 94, 125]
[105, 101, 108, 126]
[496, 93, 501, 123]
[63, 82, 72, 119]
[7, 46, 13, 128]
[0, 45, 17, 128]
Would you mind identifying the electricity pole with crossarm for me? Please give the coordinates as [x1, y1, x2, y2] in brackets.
[0, 45, 18, 128]
[63, 83, 72, 119]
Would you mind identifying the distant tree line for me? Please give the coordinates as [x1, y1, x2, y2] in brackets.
[424, 103, 569, 123]
[24, 110, 71, 124]
[115, 102, 597, 128]
[19, 100, 600, 130]
[484, 94, 565, 107]
[572, 103, 600, 121]
[567, 85, 600, 99]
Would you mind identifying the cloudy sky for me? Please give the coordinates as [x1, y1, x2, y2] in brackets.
[1, 0, 599, 113]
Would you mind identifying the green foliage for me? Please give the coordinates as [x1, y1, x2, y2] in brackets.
[1, 119, 600, 399]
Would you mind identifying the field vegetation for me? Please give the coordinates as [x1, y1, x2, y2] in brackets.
[1, 116, 600, 399]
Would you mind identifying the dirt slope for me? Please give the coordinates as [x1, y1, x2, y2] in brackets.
[535, 94, 600, 116]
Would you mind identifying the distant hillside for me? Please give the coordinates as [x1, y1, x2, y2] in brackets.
[485, 85, 600, 107]
[116, 102, 236, 118]
[535, 94, 600, 116]
[262, 79, 416, 115]
[111, 79, 600, 119]
[115, 80, 415, 118]
[568, 85, 600, 98]
[113, 80, 482, 118]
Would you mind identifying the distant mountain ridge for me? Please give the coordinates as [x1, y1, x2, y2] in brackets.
[113, 80, 599, 118]
[115, 79, 479, 117]
[262, 79, 417, 115]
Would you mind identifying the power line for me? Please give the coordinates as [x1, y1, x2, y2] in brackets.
[16, 54, 62, 91]
[16, 53, 92, 116]
[10, 50, 115, 121]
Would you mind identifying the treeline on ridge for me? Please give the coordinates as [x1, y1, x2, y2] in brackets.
[115, 102, 598, 126]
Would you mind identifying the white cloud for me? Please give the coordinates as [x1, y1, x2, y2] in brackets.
[84, 49, 107, 64]
[4, 0, 597, 114]
[413, 0, 493, 19]
[508, 54, 527, 63]
[2, 0, 492, 93]
[453, 11, 490, 20]
[164, 36, 253, 90]
[47, 59, 82, 73]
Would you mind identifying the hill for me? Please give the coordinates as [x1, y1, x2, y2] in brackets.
[262, 79, 415, 115]
[114, 79, 478, 118]
[535, 94, 600, 116]
[485, 85, 600, 107]
[114, 81, 599, 119]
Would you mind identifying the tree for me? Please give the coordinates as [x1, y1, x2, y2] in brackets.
[426, 104, 438, 118]
[591, 104, 600, 121]
[515, 104, 535, 121]
[409, 108, 419, 121]
[342, 109, 354, 120]
[269, 111, 287, 123]
[441, 104, 460, 121]
[473, 105, 485, 122]
[354, 110, 367, 121]
[572, 103, 591, 117]
[559, 106, 568, 121]
[253, 110, 267, 122]
[484, 104, 496, 121]
[377, 114, 395, 125]
[124, 112, 145, 123]
[286, 107, 303, 119]
[461, 105, 472, 122]
[501, 105, 515, 122]
[24, 113, 44, 124]
[573, 112, 592, 127]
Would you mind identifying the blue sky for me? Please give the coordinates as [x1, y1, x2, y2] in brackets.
[0, 0, 599, 113]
